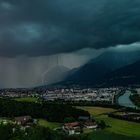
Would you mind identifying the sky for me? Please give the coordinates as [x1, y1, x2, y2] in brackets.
[0, 0, 140, 88]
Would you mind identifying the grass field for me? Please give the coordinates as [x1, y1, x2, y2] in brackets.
[38, 119, 62, 129]
[15, 97, 38, 102]
[77, 106, 140, 138]
[86, 131, 140, 140]
[77, 106, 116, 115]
[0, 118, 13, 124]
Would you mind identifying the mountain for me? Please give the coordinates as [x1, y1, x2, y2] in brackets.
[88, 50, 140, 70]
[99, 60, 140, 87]
[60, 50, 140, 86]
[43, 65, 70, 85]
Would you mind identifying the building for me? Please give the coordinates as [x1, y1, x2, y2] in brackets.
[84, 121, 98, 129]
[78, 116, 90, 122]
[63, 122, 81, 135]
[15, 116, 33, 126]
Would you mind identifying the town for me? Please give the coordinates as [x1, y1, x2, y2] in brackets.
[0, 87, 140, 140]
[0, 87, 121, 104]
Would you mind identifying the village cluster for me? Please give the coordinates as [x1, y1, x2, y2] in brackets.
[1, 115, 98, 135]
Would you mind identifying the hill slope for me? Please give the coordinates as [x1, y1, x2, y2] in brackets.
[100, 60, 140, 86]
[62, 51, 140, 86]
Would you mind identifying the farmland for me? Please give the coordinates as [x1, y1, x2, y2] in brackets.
[77, 106, 140, 138]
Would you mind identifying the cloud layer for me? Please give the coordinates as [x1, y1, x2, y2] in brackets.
[0, 0, 140, 57]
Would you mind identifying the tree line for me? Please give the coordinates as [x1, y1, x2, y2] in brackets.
[0, 98, 90, 122]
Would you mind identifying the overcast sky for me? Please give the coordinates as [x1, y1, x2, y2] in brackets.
[0, 0, 140, 88]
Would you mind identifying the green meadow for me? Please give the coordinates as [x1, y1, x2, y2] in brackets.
[15, 97, 38, 102]
[86, 131, 140, 140]
[38, 119, 62, 129]
[77, 106, 140, 139]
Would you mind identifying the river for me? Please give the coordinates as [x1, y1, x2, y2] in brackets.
[118, 90, 139, 109]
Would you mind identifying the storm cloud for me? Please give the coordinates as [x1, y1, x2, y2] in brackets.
[0, 0, 140, 57]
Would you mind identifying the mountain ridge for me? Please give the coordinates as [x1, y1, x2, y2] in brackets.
[61, 50, 140, 86]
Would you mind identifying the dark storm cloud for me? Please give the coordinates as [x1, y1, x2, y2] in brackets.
[1, 0, 140, 57]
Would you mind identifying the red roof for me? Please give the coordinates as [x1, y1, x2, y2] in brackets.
[64, 122, 80, 127]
